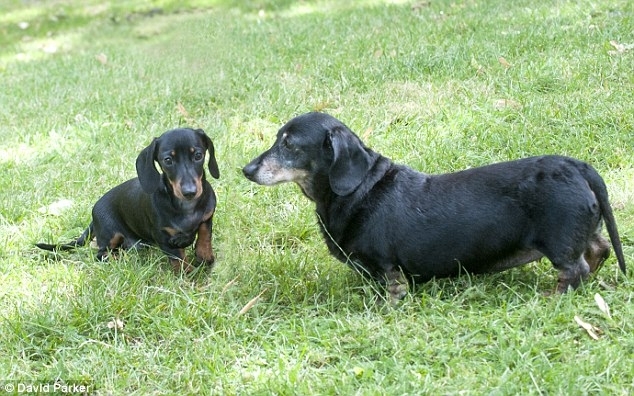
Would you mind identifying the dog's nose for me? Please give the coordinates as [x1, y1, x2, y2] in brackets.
[181, 184, 198, 199]
[242, 162, 257, 181]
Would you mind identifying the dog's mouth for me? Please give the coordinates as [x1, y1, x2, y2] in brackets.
[243, 155, 308, 185]
[246, 166, 309, 186]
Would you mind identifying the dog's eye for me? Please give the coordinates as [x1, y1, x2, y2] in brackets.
[194, 152, 204, 162]
[163, 157, 173, 166]
[282, 138, 293, 150]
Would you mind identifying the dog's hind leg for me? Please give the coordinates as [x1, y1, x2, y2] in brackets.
[95, 232, 125, 261]
[554, 254, 591, 293]
[584, 228, 611, 274]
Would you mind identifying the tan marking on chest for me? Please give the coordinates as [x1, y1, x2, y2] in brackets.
[162, 226, 179, 236]
[202, 209, 215, 222]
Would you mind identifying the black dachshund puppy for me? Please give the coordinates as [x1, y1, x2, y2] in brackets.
[37, 128, 219, 273]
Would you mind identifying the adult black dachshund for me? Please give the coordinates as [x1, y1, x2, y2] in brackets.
[243, 112, 626, 302]
[37, 128, 219, 273]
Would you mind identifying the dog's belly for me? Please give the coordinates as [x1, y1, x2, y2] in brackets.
[469, 249, 544, 273]
[397, 248, 544, 282]
[401, 233, 538, 279]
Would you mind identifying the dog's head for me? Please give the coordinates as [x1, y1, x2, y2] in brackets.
[242, 112, 376, 199]
[136, 128, 220, 200]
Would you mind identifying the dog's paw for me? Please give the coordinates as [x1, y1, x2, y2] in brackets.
[170, 257, 195, 274]
[168, 234, 196, 249]
[383, 268, 409, 305]
[387, 283, 408, 306]
[195, 251, 215, 265]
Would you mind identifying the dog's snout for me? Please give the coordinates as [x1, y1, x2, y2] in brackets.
[242, 160, 259, 181]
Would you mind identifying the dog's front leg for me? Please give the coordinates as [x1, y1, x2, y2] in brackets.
[384, 268, 409, 305]
[194, 217, 215, 265]
[162, 247, 195, 274]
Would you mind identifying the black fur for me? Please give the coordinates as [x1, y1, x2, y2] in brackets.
[37, 128, 220, 272]
[243, 112, 626, 300]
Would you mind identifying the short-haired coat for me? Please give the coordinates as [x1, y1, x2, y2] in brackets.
[243, 112, 626, 302]
[37, 128, 219, 273]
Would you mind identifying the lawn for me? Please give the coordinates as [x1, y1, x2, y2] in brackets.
[1, 0, 633, 394]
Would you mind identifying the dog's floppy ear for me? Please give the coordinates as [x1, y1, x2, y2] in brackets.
[195, 129, 220, 179]
[327, 126, 374, 195]
[136, 138, 162, 193]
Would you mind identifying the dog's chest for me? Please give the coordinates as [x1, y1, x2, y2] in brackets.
[163, 227, 196, 249]
[160, 211, 207, 248]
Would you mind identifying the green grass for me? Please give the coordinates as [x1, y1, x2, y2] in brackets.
[1, 0, 633, 394]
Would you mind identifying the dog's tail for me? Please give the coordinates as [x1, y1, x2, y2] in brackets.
[36, 224, 93, 252]
[581, 163, 626, 274]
